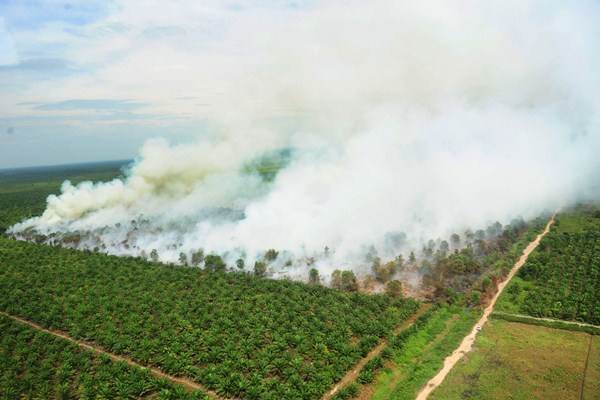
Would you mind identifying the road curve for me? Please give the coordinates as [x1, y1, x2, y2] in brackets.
[415, 214, 556, 400]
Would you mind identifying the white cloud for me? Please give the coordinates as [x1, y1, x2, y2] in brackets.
[0, 18, 18, 66]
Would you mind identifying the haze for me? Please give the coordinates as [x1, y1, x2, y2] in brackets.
[5, 0, 600, 282]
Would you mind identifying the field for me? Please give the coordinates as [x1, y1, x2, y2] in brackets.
[497, 207, 600, 324]
[0, 162, 579, 400]
[0, 235, 420, 399]
[0, 314, 205, 400]
[0, 161, 126, 232]
[5, 3, 600, 400]
[585, 335, 600, 398]
[429, 319, 599, 400]
[366, 306, 478, 400]
[431, 208, 600, 400]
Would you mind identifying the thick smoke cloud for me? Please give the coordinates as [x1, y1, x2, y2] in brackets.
[11, 1, 600, 282]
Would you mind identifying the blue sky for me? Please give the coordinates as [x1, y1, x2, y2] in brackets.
[0, 0, 311, 168]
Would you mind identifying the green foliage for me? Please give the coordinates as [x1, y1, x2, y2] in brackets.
[0, 237, 419, 399]
[253, 260, 267, 277]
[0, 161, 124, 233]
[203, 254, 226, 272]
[357, 335, 380, 357]
[552, 205, 600, 234]
[0, 315, 205, 399]
[386, 280, 403, 298]
[373, 260, 397, 283]
[264, 249, 279, 262]
[241, 148, 291, 182]
[450, 233, 460, 247]
[499, 210, 600, 325]
[179, 252, 188, 265]
[492, 312, 600, 335]
[235, 258, 245, 270]
[330, 307, 439, 399]
[388, 307, 437, 351]
[423, 216, 548, 302]
[429, 318, 594, 400]
[331, 269, 342, 289]
[309, 268, 320, 285]
[469, 290, 482, 306]
[330, 269, 360, 292]
[373, 307, 479, 400]
[408, 251, 416, 264]
[481, 276, 491, 290]
[331, 269, 358, 292]
[341, 270, 359, 292]
[331, 382, 359, 400]
[357, 356, 383, 384]
[191, 250, 205, 266]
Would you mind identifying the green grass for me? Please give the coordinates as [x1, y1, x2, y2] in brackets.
[0, 314, 206, 400]
[584, 335, 600, 400]
[0, 161, 125, 232]
[553, 206, 600, 234]
[368, 306, 479, 400]
[492, 312, 600, 335]
[430, 319, 591, 400]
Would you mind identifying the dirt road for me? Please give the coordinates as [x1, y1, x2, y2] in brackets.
[415, 214, 556, 400]
[493, 311, 600, 331]
[0, 311, 223, 399]
[323, 304, 431, 400]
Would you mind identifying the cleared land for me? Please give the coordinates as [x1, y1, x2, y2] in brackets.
[429, 319, 596, 400]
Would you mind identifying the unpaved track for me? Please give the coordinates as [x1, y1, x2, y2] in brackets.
[493, 311, 600, 331]
[0, 311, 224, 399]
[415, 214, 556, 400]
[323, 304, 431, 400]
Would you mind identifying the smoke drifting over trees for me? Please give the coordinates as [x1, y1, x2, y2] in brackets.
[10, 1, 600, 283]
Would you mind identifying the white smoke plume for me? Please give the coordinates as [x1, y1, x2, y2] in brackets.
[11, 1, 600, 283]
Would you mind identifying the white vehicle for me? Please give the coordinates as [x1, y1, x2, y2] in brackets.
[475, 325, 482, 332]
